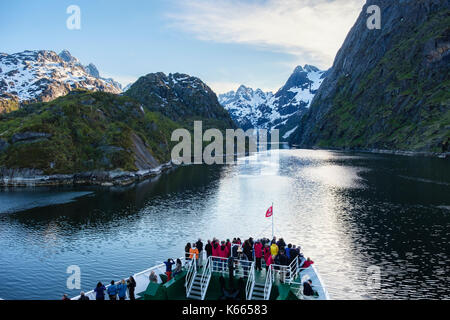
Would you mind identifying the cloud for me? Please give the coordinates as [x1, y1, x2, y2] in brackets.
[167, 0, 365, 68]
[207, 81, 243, 94]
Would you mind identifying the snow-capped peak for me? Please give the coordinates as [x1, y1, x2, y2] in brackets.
[218, 64, 327, 139]
[0, 50, 122, 104]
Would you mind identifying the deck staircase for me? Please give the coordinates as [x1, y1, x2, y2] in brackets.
[249, 282, 266, 300]
[186, 256, 213, 300]
[187, 273, 204, 300]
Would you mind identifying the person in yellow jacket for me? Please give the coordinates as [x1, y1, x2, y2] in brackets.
[270, 242, 279, 257]
[189, 243, 199, 267]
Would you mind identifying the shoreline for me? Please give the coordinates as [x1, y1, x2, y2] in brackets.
[0, 161, 174, 188]
[291, 145, 449, 159]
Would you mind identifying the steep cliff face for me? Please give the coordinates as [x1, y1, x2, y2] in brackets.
[291, 0, 450, 152]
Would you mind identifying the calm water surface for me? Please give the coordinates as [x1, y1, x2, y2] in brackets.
[0, 149, 449, 300]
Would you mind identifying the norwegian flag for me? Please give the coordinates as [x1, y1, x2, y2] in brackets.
[266, 206, 273, 218]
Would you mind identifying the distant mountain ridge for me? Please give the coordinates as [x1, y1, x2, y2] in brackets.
[219, 65, 326, 139]
[0, 50, 122, 112]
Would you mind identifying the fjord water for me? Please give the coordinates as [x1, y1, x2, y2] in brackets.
[0, 149, 449, 300]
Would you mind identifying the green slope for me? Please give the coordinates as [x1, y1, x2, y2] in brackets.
[0, 90, 179, 175]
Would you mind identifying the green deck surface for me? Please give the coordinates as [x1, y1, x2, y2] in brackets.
[139, 267, 298, 300]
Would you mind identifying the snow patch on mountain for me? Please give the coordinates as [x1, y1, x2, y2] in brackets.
[218, 65, 327, 139]
[0, 50, 122, 104]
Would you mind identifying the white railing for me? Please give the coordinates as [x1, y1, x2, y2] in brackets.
[288, 256, 299, 283]
[263, 264, 273, 300]
[185, 258, 197, 297]
[270, 257, 301, 285]
[200, 256, 213, 300]
[72, 257, 186, 300]
[270, 263, 289, 284]
[211, 256, 228, 274]
[245, 262, 256, 300]
[210, 255, 254, 279]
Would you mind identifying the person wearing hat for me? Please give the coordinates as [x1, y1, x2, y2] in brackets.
[78, 291, 89, 300]
[303, 279, 316, 296]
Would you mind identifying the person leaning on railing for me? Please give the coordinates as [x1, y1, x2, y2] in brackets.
[277, 250, 289, 283]
[164, 258, 176, 281]
[196, 239, 204, 268]
[185, 242, 191, 263]
[173, 259, 183, 278]
[149, 271, 158, 283]
[107, 280, 118, 300]
[302, 257, 314, 269]
[205, 240, 213, 258]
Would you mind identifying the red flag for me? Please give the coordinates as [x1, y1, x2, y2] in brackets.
[266, 206, 273, 218]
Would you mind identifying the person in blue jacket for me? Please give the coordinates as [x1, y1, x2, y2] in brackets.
[117, 279, 128, 300]
[94, 282, 106, 300]
[107, 280, 117, 300]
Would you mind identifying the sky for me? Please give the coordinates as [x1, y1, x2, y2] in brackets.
[0, 0, 365, 93]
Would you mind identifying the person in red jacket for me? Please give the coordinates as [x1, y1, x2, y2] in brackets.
[254, 241, 263, 271]
[212, 239, 220, 257]
[263, 244, 272, 271]
[265, 253, 273, 272]
[218, 241, 229, 271]
[211, 239, 220, 271]
[302, 257, 314, 269]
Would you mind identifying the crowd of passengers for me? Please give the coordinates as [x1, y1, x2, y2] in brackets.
[63, 236, 317, 300]
[175, 236, 317, 297]
[182, 236, 314, 272]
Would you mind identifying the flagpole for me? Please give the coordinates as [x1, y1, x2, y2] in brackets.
[272, 202, 274, 238]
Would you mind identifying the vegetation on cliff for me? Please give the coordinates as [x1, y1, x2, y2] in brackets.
[291, 1, 450, 153]
[0, 90, 179, 175]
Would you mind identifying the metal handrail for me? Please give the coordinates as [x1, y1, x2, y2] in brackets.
[270, 263, 290, 283]
[72, 257, 186, 300]
[263, 264, 273, 300]
[185, 258, 197, 297]
[209, 255, 254, 278]
[245, 262, 256, 300]
[200, 256, 212, 300]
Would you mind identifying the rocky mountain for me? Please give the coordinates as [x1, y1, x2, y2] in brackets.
[0, 70, 238, 185]
[290, 0, 450, 153]
[219, 65, 326, 139]
[0, 50, 122, 112]
[124, 72, 235, 129]
[0, 90, 179, 185]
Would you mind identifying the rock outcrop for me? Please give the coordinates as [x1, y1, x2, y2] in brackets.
[124, 72, 235, 129]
